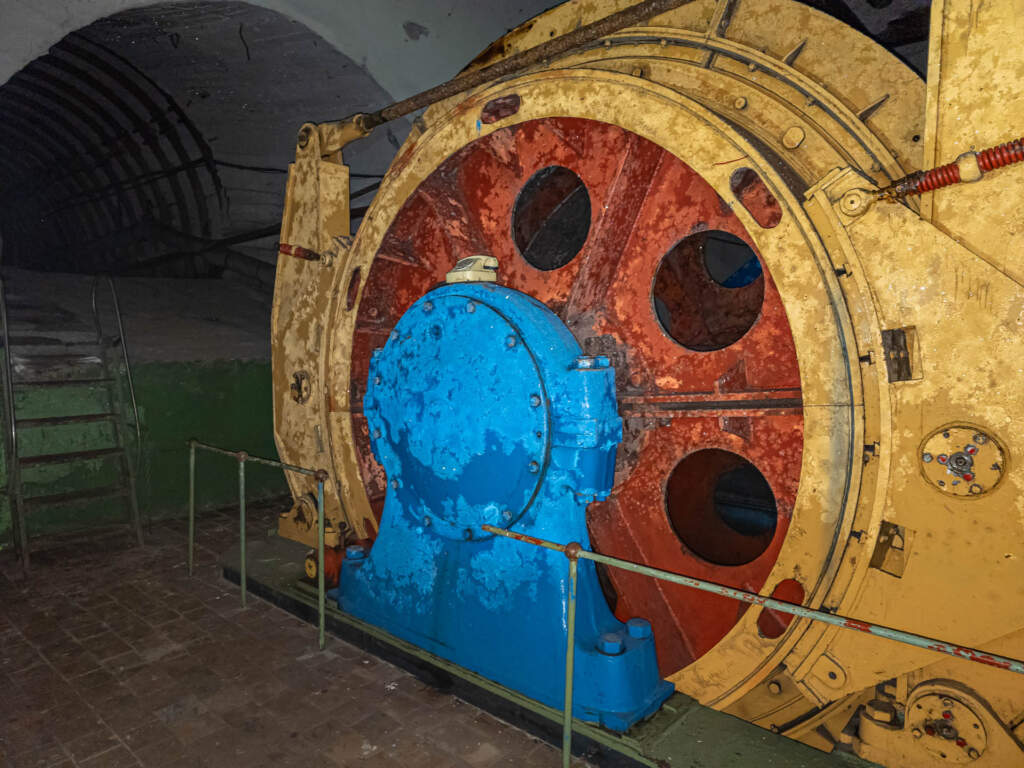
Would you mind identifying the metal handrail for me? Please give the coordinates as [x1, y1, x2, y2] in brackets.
[91, 276, 142, 469]
[481, 525, 1024, 768]
[187, 440, 329, 649]
[0, 274, 27, 569]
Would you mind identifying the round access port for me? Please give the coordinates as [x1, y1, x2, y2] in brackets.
[666, 449, 778, 566]
[512, 165, 591, 271]
[652, 230, 764, 351]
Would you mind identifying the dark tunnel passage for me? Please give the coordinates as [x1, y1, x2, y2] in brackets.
[0, 1, 405, 290]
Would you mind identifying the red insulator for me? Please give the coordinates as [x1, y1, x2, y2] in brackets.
[977, 137, 1024, 171]
[916, 162, 961, 193]
[878, 135, 1023, 202]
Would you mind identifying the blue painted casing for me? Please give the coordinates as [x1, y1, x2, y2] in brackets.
[341, 282, 672, 731]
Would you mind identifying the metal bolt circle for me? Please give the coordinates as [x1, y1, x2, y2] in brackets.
[465, 301, 476, 313]
[528, 461, 540, 473]
[373, 428, 381, 439]
[922, 452, 933, 463]
[529, 394, 542, 407]
[423, 300, 434, 313]
[506, 335, 517, 347]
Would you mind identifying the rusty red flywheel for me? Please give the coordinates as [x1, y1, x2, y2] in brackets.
[350, 117, 803, 677]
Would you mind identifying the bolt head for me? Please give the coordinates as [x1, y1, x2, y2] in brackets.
[506, 335, 517, 347]
[466, 301, 476, 313]
[912, 728, 923, 739]
[528, 461, 540, 473]
[501, 509, 513, 522]
[597, 633, 624, 655]
[767, 681, 782, 695]
[529, 394, 542, 407]
[968, 747, 980, 759]
[922, 452, 933, 463]
[423, 300, 434, 313]
[626, 617, 652, 639]
[390, 478, 399, 489]
[372, 428, 381, 439]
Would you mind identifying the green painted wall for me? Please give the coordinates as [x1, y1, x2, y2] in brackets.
[0, 358, 288, 549]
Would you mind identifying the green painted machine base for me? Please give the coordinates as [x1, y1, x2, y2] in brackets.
[220, 535, 876, 768]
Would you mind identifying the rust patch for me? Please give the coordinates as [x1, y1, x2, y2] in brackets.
[730, 167, 782, 229]
[481, 94, 522, 124]
[756, 578, 805, 638]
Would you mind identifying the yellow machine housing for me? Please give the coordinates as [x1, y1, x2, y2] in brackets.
[269, 1, 1024, 765]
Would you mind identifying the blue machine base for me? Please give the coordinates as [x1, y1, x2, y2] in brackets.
[344, 282, 673, 731]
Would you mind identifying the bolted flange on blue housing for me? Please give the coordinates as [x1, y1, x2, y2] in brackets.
[339, 281, 672, 731]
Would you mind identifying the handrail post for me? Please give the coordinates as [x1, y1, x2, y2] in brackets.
[0, 274, 27, 571]
[316, 471, 327, 651]
[188, 440, 195, 576]
[562, 543, 580, 768]
[105, 277, 142, 470]
[238, 451, 247, 608]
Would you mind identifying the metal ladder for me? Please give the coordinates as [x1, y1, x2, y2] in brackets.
[0, 273, 143, 571]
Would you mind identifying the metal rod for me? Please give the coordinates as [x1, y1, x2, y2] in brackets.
[483, 525, 1024, 676]
[562, 555, 578, 768]
[358, 0, 694, 131]
[105, 277, 142, 477]
[317, 476, 326, 651]
[188, 440, 195, 577]
[0, 274, 27, 571]
[190, 441, 319, 476]
[239, 454, 247, 608]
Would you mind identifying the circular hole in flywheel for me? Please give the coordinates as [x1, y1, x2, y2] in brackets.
[512, 166, 591, 271]
[652, 230, 765, 351]
[666, 449, 777, 566]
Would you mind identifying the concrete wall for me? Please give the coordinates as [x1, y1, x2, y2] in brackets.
[0, 360, 287, 548]
[0, 271, 287, 550]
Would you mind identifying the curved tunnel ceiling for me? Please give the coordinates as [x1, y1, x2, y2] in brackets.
[0, 1, 404, 281]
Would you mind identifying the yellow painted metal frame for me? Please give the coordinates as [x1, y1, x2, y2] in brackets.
[270, 1, 1024, 764]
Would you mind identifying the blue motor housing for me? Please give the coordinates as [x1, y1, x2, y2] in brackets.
[339, 281, 672, 731]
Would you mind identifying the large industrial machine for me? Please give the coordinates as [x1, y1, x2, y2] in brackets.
[269, 1, 1024, 765]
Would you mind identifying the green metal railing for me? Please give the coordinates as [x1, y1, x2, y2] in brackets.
[187, 440, 329, 649]
[481, 524, 1024, 768]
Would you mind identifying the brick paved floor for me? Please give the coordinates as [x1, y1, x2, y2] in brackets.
[0, 502, 587, 767]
